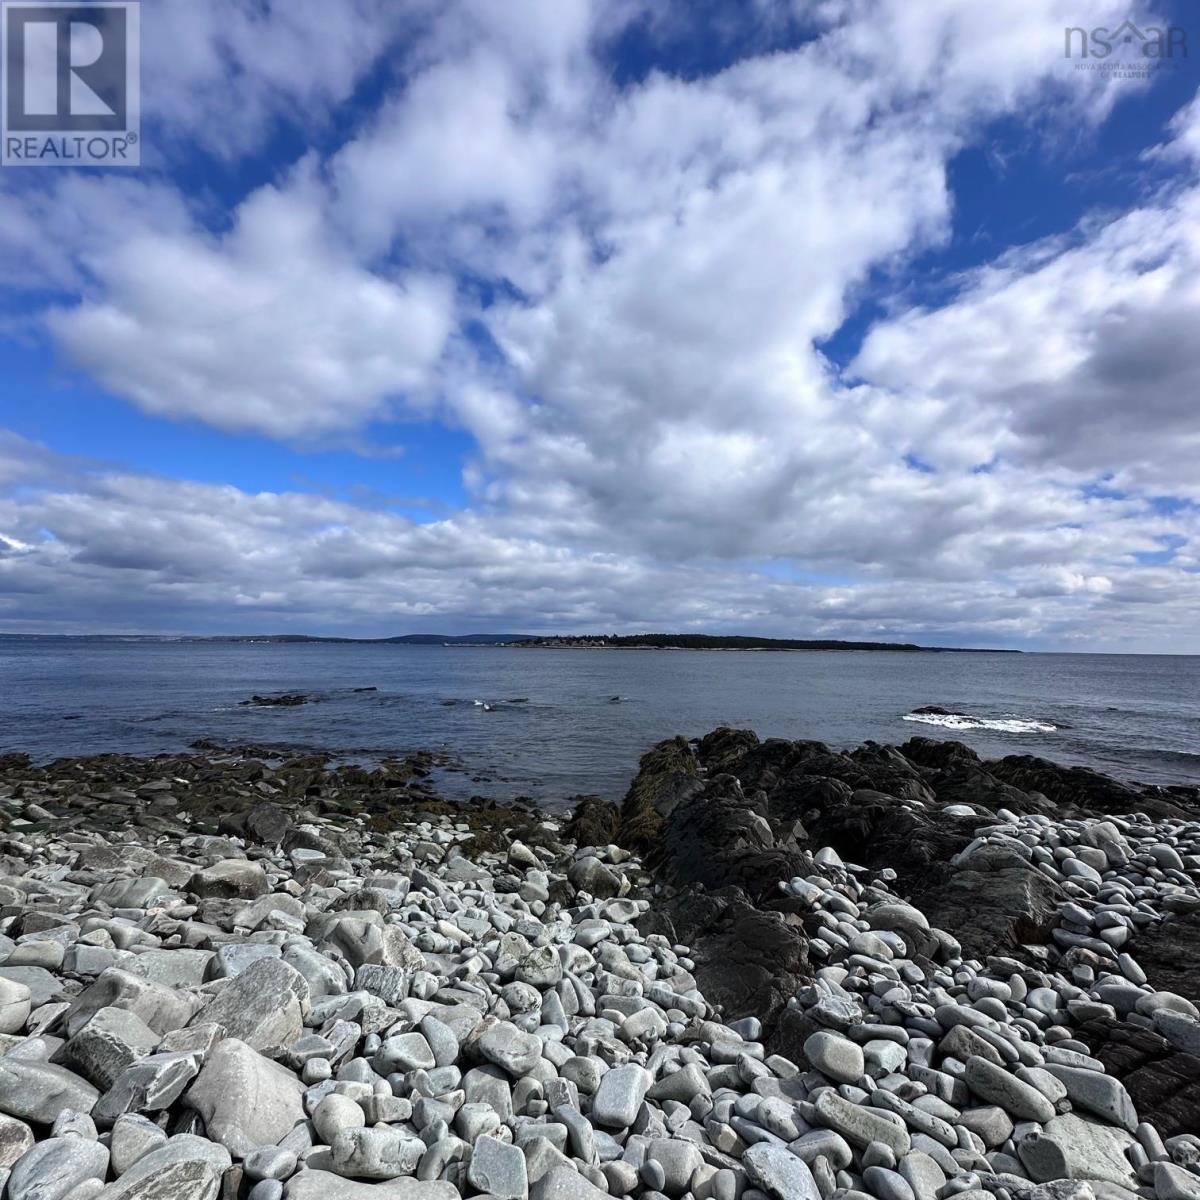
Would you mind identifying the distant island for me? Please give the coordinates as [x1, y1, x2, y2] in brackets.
[510, 634, 1018, 653]
[1, 632, 1017, 652]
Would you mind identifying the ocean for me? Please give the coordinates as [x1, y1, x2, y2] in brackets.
[1, 639, 1197, 806]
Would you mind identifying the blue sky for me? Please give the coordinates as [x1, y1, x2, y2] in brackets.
[1, 0, 1199, 649]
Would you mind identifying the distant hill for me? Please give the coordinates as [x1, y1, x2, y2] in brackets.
[1, 631, 1015, 651]
[514, 633, 1018, 653]
[184, 633, 537, 645]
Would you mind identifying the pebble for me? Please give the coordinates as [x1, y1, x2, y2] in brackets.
[0, 750, 1196, 1200]
[806, 1030, 866, 1083]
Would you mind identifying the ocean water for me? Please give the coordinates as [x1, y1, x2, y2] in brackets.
[1, 639, 1198, 806]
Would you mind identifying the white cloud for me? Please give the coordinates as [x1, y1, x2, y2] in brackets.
[851, 182, 1200, 496]
[2, 0, 1197, 648]
[140, 0, 426, 160]
[0, 434, 1195, 650]
[45, 171, 455, 440]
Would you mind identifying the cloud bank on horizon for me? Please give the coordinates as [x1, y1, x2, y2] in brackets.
[1, 0, 1198, 650]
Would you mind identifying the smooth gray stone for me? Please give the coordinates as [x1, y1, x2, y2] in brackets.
[957, 1106, 1013, 1149]
[417, 1015, 458, 1067]
[812, 1089, 911, 1156]
[805, 1032, 866, 1084]
[591, 1063, 651, 1129]
[467, 1134, 528, 1200]
[478, 1022, 544, 1076]
[109, 1113, 168, 1176]
[898, 1149, 947, 1200]
[6, 1136, 109, 1200]
[645, 1138, 703, 1194]
[312, 1094, 365, 1145]
[646, 1063, 710, 1104]
[529, 1166, 611, 1199]
[49, 1111, 96, 1140]
[793, 1129, 853, 1169]
[284, 1171, 459, 1199]
[455, 1102, 501, 1142]
[188, 859, 268, 900]
[57, 1178, 105, 1200]
[373, 1032, 434, 1073]
[1154, 1161, 1200, 1200]
[744, 1142, 821, 1200]
[0, 978, 31, 1035]
[863, 1164, 915, 1200]
[244, 1146, 299, 1182]
[188, 959, 309, 1052]
[0, 968, 67, 1009]
[58, 1006, 161, 1090]
[0, 1059, 99, 1124]
[101, 1134, 232, 1200]
[282, 946, 348, 1001]
[1153, 1011, 1200, 1056]
[1017, 1114, 1138, 1187]
[330, 1127, 425, 1180]
[1044, 1065, 1138, 1132]
[641, 1157, 667, 1190]
[182, 1038, 306, 1158]
[962, 1057, 1055, 1123]
[554, 1105, 597, 1166]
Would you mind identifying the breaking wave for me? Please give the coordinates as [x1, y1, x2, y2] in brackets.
[903, 706, 1057, 734]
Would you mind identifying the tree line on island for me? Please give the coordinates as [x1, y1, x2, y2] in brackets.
[2, 632, 1016, 652]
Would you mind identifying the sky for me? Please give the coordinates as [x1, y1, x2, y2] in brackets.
[1, 0, 1198, 650]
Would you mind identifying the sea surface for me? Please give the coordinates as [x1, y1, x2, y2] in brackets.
[1, 639, 1198, 806]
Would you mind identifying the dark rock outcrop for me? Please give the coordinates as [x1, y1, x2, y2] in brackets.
[1128, 910, 1200, 1009]
[218, 802, 292, 846]
[654, 775, 808, 903]
[1077, 1017, 1200, 1137]
[638, 886, 808, 1033]
[988, 754, 1193, 819]
[912, 844, 1066, 959]
[618, 736, 701, 852]
[561, 796, 620, 848]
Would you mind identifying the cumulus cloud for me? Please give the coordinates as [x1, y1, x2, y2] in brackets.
[46, 171, 455, 439]
[0, 434, 1195, 650]
[2, 0, 1196, 647]
[851, 182, 1200, 496]
[140, 0, 427, 160]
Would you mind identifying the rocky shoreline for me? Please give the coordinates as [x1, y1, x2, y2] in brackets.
[0, 731, 1197, 1200]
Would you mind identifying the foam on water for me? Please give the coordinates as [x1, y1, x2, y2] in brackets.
[903, 710, 1057, 734]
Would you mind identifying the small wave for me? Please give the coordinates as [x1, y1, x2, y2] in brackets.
[903, 709, 1057, 734]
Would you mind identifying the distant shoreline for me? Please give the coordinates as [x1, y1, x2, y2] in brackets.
[0, 631, 1020, 653]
